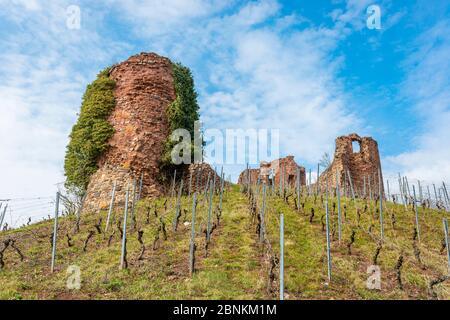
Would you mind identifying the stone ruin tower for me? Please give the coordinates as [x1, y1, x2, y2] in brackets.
[318, 133, 383, 197]
[82, 53, 177, 212]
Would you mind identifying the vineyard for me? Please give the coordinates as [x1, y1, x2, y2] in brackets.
[0, 174, 449, 300]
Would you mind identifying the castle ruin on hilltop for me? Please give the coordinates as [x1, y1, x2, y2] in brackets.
[238, 156, 306, 188]
[318, 133, 383, 197]
[237, 134, 383, 199]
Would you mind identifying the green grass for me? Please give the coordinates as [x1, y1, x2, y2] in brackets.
[253, 186, 449, 300]
[0, 185, 448, 300]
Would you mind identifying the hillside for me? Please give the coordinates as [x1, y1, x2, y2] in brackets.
[0, 184, 449, 300]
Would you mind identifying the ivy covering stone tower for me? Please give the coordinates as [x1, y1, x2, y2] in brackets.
[64, 52, 201, 212]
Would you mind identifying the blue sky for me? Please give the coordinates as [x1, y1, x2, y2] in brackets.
[0, 0, 450, 212]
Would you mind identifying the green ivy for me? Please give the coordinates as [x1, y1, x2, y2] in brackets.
[160, 62, 201, 176]
[64, 67, 116, 192]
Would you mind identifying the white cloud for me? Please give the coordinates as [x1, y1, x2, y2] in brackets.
[115, 0, 364, 180]
[2, 0, 41, 12]
[108, 0, 230, 37]
[0, 1, 127, 225]
[384, 19, 450, 185]
[205, 25, 358, 160]
[200, 7, 359, 178]
[114, 1, 362, 180]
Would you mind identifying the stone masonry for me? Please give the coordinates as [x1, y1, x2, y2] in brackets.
[238, 156, 306, 188]
[82, 52, 177, 212]
[318, 133, 383, 197]
[181, 163, 224, 195]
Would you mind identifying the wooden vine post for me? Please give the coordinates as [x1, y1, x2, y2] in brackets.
[189, 193, 197, 276]
[346, 169, 355, 201]
[442, 182, 450, 211]
[443, 218, 450, 274]
[378, 168, 384, 241]
[206, 181, 213, 243]
[433, 184, 439, 208]
[399, 173, 407, 209]
[204, 171, 211, 199]
[279, 213, 284, 301]
[336, 170, 342, 243]
[296, 167, 301, 212]
[316, 163, 320, 196]
[325, 175, 332, 282]
[188, 169, 193, 202]
[412, 185, 421, 243]
[172, 179, 184, 231]
[219, 170, 225, 211]
[120, 188, 130, 270]
[260, 184, 266, 243]
[50, 192, 60, 273]
[137, 172, 144, 200]
[171, 170, 177, 198]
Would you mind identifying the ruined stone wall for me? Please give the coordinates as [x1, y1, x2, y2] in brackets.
[238, 156, 306, 187]
[82, 53, 176, 212]
[237, 169, 260, 185]
[318, 133, 383, 197]
[181, 163, 223, 194]
[271, 156, 306, 187]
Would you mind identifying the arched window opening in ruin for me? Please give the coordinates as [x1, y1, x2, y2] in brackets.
[352, 140, 361, 153]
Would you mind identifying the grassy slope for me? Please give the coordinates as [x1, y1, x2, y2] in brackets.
[0, 185, 448, 300]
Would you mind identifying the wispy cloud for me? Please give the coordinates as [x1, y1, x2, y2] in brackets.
[384, 19, 450, 184]
[0, 1, 126, 201]
[113, 0, 362, 175]
[108, 0, 231, 37]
